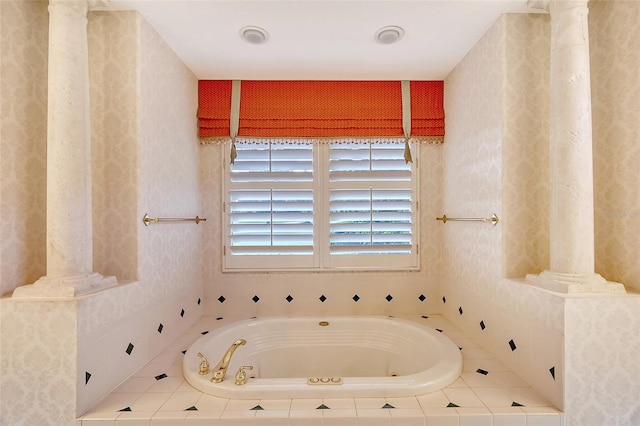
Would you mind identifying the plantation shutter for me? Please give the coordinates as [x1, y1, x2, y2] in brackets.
[225, 140, 316, 269]
[327, 140, 417, 269]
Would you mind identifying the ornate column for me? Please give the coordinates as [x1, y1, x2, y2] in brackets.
[526, 0, 624, 293]
[13, 0, 116, 297]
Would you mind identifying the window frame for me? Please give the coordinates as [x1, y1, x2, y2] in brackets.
[222, 139, 420, 272]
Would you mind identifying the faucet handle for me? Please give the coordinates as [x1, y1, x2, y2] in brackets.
[235, 365, 253, 385]
[197, 352, 210, 375]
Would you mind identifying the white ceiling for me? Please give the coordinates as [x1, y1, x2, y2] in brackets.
[106, 0, 539, 80]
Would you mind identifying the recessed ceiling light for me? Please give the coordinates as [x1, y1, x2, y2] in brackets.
[240, 26, 269, 44]
[375, 25, 404, 44]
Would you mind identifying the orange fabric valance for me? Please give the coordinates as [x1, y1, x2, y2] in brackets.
[198, 80, 444, 140]
[198, 80, 232, 138]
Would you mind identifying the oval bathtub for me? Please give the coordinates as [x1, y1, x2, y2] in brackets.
[183, 316, 462, 399]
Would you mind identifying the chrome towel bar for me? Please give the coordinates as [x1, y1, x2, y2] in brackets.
[436, 213, 499, 226]
[143, 213, 207, 226]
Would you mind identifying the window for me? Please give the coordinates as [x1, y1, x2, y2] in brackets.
[223, 139, 419, 271]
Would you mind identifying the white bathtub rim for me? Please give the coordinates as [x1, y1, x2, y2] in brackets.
[183, 315, 463, 400]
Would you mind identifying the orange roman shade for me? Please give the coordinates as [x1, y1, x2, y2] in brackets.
[198, 80, 232, 138]
[198, 80, 444, 140]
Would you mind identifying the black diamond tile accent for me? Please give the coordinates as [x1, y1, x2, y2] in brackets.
[418, 294, 426, 302]
[446, 402, 459, 408]
[155, 373, 167, 380]
[197, 298, 201, 305]
[512, 401, 524, 407]
[125, 343, 134, 355]
[157, 323, 164, 333]
[180, 308, 185, 318]
[119, 407, 132, 412]
[286, 295, 294, 303]
[316, 404, 330, 410]
[218, 296, 226, 303]
[476, 369, 488, 375]
[382, 403, 395, 409]
[480, 320, 486, 330]
[509, 339, 517, 351]
[458, 306, 463, 315]
[181, 350, 187, 355]
[216, 317, 223, 320]
[353, 294, 360, 302]
[442, 296, 446, 303]
[85, 372, 91, 385]
[549, 366, 556, 380]
[252, 295, 260, 303]
[436, 328, 443, 333]
[385, 294, 393, 302]
[251, 405, 264, 410]
[319, 295, 327, 303]
[459, 347, 463, 351]
[185, 406, 198, 411]
[421, 315, 429, 319]
[201, 331, 209, 335]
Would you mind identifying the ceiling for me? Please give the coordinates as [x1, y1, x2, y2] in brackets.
[106, 1, 539, 80]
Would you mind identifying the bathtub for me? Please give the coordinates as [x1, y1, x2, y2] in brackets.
[183, 316, 462, 399]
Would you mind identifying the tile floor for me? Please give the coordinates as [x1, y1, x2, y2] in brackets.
[79, 315, 563, 425]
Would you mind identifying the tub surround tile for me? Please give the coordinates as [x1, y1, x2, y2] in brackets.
[385, 397, 421, 409]
[322, 408, 358, 426]
[157, 391, 201, 411]
[356, 408, 392, 426]
[456, 407, 493, 426]
[130, 392, 172, 412]
[421, 407, 459, 426]
[195, 394, 228, 411]
[489, 406, 527, 426]
[79, 315, 562, 425]
[388, 409, 425, 426]
[150, 410, 189, 425]
[185, 410, 223, 425]
[290, 399, 324, 410]
[442, 388, 485, 407]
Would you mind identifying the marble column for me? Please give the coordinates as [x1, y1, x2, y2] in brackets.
[13, 0, 116, 297]
[526, 0, 624, 293]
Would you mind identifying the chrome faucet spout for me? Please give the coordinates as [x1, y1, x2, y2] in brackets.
[211, 339, 247, 383]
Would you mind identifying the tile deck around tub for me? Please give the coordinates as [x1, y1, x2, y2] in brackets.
[78, 315, 563, 426]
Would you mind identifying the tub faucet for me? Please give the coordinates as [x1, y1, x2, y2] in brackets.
[211, 339, 247, 383]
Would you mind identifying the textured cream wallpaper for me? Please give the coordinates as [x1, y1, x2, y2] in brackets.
[591, 0, 640, 292]
[0, 0, 48, 296]
[502, 14, 551, 278]
[89, 11, 139, 281]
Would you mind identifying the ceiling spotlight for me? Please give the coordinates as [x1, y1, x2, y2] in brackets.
[375, 25, 404, 44]
[240, 26, 269, 44]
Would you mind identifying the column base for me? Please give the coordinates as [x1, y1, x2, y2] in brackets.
[525, 270, 626, 294]
[11, 272, 118, 298]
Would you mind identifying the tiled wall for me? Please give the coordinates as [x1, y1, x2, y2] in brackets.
[442, 13, 563, 410]
[199, 143, 445, 318]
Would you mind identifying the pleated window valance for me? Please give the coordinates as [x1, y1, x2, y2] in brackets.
[197, 80, 444, 142]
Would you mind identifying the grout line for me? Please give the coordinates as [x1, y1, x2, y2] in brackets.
[80, 314, 563, 425]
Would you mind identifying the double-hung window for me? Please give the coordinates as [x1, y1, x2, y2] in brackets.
[223, 138, 419, 271]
